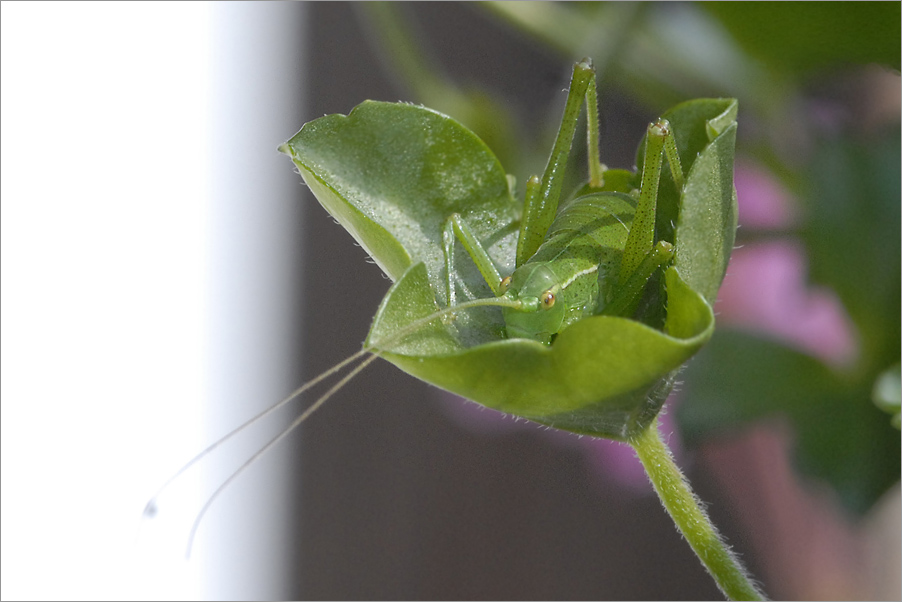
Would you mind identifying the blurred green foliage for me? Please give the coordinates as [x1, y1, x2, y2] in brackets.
[702, 2, 901, 74]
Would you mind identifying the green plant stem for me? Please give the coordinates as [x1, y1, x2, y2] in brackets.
[630, 418, 767, 601]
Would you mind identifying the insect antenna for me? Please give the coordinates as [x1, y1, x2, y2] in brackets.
[183, 352, 380, 556]
[143, 348, 370, 521]
[147, 291, 524, 556]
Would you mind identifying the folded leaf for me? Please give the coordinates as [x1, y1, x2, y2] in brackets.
[282, 97, 738, 439]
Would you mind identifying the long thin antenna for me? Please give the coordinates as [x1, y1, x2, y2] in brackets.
[148, 290, 525, 554]
[143, 349, 369, 518]
[185, 353, 380, 556]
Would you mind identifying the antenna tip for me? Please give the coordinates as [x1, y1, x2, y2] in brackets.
[143, 499, 159, 519]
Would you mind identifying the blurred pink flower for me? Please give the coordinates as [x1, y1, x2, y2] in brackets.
[716, 241, 858, 366]
[732, 163, 799, 229]
[716, 163, 858, 367]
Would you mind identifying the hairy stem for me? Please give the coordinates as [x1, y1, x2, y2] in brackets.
[630, 419, 767, 601]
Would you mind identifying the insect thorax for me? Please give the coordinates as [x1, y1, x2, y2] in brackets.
[537, 192, 636, 322]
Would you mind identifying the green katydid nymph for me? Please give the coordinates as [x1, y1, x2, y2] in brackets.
[149, 60, 745, 591]
[439, 61, 682, 346]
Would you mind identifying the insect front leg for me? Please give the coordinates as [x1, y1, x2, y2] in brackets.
[442, 213, 504, 308]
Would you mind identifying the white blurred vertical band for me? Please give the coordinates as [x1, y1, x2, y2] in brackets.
[203, 2, 306, 599]
[0, 2, 305, 600]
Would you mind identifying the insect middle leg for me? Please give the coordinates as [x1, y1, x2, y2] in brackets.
[600, 240, 674, 317]
[442, 213, 504, 308]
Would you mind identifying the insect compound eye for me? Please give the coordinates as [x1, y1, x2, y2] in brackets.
[540, 290, 556, 310]
[499, 276, 512, 294]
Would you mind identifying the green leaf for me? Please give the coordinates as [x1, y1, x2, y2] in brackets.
[280, 101, 520, 305]
[673, 122, 738, 306]
[282, 97, 737, 439]
[368, 263, 712, 439]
